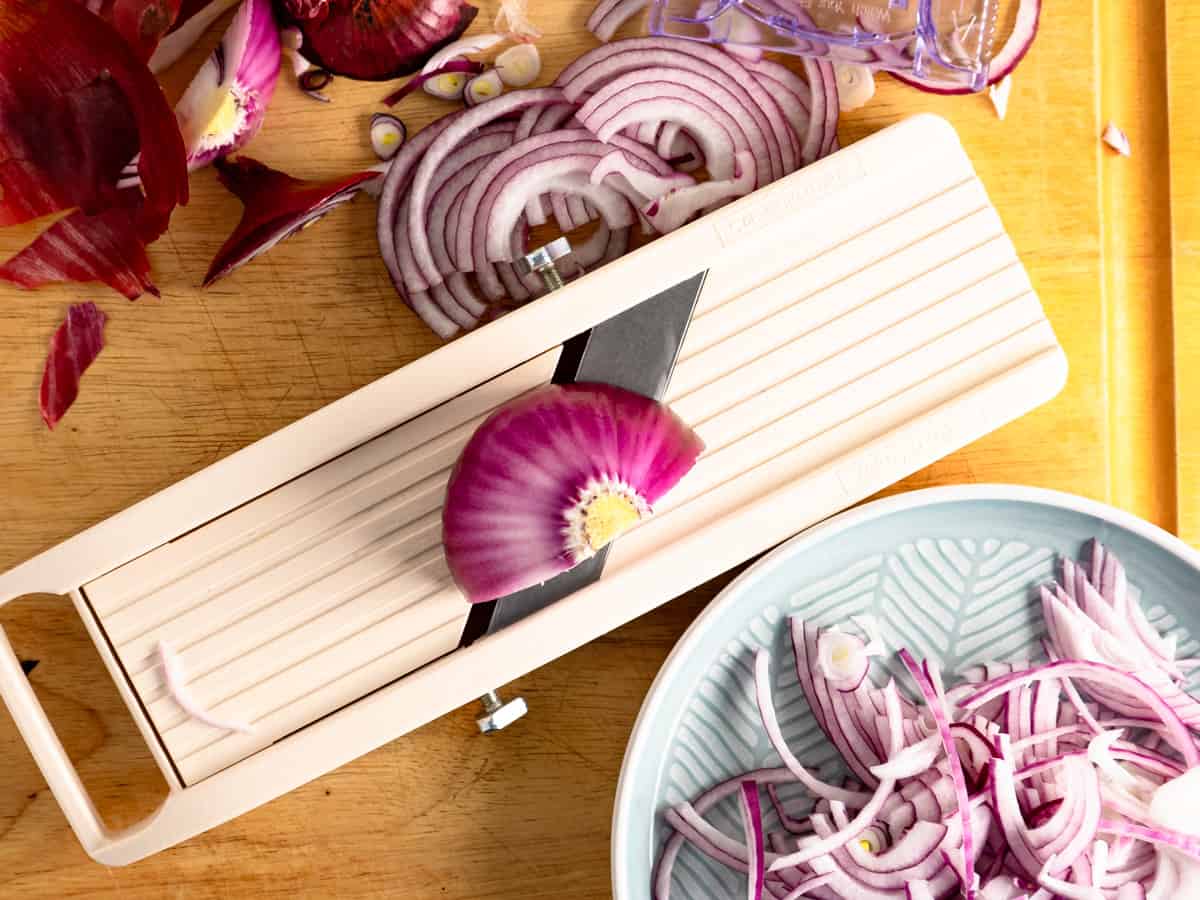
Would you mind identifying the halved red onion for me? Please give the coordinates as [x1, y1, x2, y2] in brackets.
[442, 382, 703, 603]
[204, 156, 379, 286]
[283, 0, 479, 82]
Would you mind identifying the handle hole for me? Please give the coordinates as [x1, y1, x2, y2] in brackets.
[1, 593, 169, 840]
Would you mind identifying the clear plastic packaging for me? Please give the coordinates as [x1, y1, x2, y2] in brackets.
[648, 0, 1001, 92]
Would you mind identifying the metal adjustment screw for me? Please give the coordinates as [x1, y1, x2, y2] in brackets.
[476, 689, 528, 734]
[517, 237, 572, 293]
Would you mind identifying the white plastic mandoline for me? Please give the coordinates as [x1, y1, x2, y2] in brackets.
[0, 115, 1065, 864]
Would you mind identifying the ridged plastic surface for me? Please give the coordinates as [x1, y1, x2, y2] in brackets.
[83, 352, 559, 784]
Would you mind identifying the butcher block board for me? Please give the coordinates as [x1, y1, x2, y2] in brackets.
[0, 0, 1185, 896]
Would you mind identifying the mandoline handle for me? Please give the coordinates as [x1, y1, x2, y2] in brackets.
[0, 623, 113, 856]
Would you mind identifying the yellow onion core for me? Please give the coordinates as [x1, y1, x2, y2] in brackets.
[189, 89, 248, 154]
[583, 492, 641, 551]
[564, 478, 651, 562]
[207, 91, 241, 137]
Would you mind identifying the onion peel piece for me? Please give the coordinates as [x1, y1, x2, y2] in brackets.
[0, 189, 162, 300]
[204, 156, 381, 286]
[39, 301, 108, 429]
[0, 0, 188, 231]
[91, 0, 185, 62]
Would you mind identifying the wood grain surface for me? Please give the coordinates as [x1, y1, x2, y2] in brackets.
[0, 0, 1184, 896]
[1169, 0, 1200, 547]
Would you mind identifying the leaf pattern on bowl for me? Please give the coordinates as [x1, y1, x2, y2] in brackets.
[653, 538, 1200, 900]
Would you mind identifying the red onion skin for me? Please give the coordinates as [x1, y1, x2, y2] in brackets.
[0, 190, 161, 300]
[204, 157, 378, 286]
[289, 0, 480, 82]
[39, 301, 108, 429]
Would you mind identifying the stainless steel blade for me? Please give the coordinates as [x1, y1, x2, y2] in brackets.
[463, 270, 708, 641]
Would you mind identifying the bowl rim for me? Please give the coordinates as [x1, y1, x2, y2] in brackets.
[610, 483, 1200, 899]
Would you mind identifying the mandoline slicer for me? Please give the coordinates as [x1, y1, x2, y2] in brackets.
[0, 116, 1066, 865]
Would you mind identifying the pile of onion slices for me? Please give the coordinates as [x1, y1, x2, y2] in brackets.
[375, 36, 840, 338]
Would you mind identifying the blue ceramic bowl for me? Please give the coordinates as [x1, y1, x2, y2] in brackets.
[611, 485, 1200, 900]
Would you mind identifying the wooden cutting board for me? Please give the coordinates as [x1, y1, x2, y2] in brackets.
[0, 0, 1182, 896]
[1168, 0, 1200, 548]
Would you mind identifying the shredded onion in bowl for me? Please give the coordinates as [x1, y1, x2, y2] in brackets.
[652, 541, 1200, 899]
